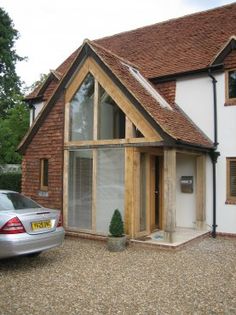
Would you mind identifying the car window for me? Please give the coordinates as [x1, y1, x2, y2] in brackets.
[0, 193, 41, 210]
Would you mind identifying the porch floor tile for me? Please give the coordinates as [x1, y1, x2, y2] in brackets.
[133, 227, 211, 248]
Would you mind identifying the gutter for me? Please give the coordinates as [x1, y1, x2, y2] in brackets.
[150, 64, 224, 84]
[208, 70, 220, 238]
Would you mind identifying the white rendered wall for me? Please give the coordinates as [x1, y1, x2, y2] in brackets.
[176, 73, 236, 234]
[176, 154, 196, 228]
[216, 73, 236, 233]
[176, 74, 214, 141]
[29, 102, 44, 126]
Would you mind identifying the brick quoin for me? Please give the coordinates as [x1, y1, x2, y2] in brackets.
[21, 94, 65, 210]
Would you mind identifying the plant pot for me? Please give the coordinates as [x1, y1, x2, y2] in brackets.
[107, 235, 127, 252]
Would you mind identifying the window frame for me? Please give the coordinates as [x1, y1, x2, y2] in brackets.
[40, 158, 49, 191]
[225, 69, 236, 105]
[226, 157, 236, 203]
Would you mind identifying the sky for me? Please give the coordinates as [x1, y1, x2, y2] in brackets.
[1, 0, 235, 88]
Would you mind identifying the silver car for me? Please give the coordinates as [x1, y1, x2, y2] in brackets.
[0, 190, 65, 259]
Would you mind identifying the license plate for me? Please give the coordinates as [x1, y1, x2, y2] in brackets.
[31, 220, 52, 230]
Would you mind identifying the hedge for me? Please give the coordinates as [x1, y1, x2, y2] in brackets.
[0, 173, 21, 192]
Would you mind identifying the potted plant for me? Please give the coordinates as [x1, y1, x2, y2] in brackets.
[107, 209, 127, 252]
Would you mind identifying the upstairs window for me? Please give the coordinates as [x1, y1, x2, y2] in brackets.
[40, 159, 48, 191]
[227, 158, 236, 203]
[226, 70, 236, 104]
[70, 73, 94, 141]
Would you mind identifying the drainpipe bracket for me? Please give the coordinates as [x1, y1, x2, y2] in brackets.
[210, 151, 220, 163]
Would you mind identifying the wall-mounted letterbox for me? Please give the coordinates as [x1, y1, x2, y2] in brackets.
[180, 176, 193, 193]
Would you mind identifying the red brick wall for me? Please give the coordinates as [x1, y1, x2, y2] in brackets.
[224, 49, 236, 69]
[21, 93, 65, 210]
[154, 80, 176, 106]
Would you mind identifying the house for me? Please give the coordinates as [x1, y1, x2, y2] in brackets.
[18, 3, 236, 243]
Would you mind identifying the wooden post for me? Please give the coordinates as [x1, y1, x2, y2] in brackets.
[196, 154, 206, 229]
[124, 147, 135, 237]
[125, 117, 135, 138]
[63, 150, 69, 229]
[163, 148, 176, 242]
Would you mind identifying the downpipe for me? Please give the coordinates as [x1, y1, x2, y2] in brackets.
[208, 70, 220, 238]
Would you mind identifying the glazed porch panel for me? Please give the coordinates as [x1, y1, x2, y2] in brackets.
[96, 148, 125, 234]
[68, 150, 93, 230]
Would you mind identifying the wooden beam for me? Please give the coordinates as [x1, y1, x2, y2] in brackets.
[64, 102, 70, 142]
[65, 61, 89, 103]
[63, 150, 69, 228]
[64, 137, 162, 148]
[124, 147, 135, 237]
[163, 148, 176, 242]
[93, 80, 99, 140]
[125, 117, 135, 138]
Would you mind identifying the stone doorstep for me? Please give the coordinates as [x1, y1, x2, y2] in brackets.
[130, 231, 211, 251]
[65, 230, 236, 251]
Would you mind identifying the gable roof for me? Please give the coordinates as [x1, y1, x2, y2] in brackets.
[89, 41, 213, 148]
[20, 3, 236, 152]
[26, 2, 236, 103]
[95, 2, 236, 79]
[211, 36, 236, 66]
[18, 40, 213, 153]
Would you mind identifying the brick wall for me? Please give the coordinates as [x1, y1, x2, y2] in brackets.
[154, 80, 176, 106]
[21, 93, 65, 210]
[224, 49, 236, 69]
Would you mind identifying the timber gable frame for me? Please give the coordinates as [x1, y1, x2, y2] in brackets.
[18, 41, 213, 154]
[18, 42, 173, 153]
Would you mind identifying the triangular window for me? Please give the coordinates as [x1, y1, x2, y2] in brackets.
[70, 73, 94, 141]
[69, 72, 147, 141]
[98, 84, 125, 139]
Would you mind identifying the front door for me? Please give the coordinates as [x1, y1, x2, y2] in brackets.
[151, 155, 163, 231]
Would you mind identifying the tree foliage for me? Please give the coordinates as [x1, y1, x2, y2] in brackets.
[0, 7, 29, 164]
[0, 103, 29, 164]
[0, 7, 24, 117]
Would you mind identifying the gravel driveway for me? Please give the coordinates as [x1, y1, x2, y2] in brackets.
[1, 236, 236, 315]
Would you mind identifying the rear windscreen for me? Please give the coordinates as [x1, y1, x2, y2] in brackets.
[0, 193, 41, 210]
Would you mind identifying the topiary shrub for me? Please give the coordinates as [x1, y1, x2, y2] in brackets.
[109, 209, 124, 237]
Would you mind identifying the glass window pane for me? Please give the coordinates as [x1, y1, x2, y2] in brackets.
[68, 150, 93, 230]
[70, 73, 94, 140]
[43, 159, 48, 187]
[230, 160, 236, 197]
[98, 85, 125, 139]
[229, 71, 236, 99]
[96, 148, 125, 234]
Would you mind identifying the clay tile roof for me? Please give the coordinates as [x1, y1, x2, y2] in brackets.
[26, 3, 236, 100]
[89, 42, 213, 148]
[21, 3, 236, 151]
[95, 3, 236, 78]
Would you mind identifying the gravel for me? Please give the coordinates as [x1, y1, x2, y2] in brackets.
[1, 236, 236, 315]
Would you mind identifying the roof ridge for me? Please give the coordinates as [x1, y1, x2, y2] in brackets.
[89, 40, 140, 69]
[94, 2, 236, 44]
